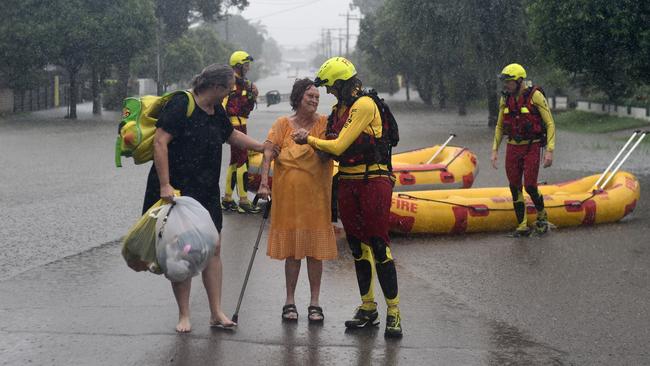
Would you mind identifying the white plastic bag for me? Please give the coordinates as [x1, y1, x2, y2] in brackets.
[155, 196, 219, 282]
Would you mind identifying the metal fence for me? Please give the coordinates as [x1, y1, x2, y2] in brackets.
[12, 83, 71, 113]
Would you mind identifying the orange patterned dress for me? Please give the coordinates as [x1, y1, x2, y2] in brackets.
[265, 115, 337, 260]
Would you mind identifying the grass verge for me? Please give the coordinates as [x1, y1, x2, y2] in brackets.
[554, 110, 650, 133]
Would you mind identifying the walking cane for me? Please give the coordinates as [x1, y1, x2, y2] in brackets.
[232, 195, 271, 323]
[593, 130, 641, 190]
[599, 130, 647, 190]
[425, 133, 456, 165]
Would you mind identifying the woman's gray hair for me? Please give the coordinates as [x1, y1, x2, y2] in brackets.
[190, 64, 234, 93]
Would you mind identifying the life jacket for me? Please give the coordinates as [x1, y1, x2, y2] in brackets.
[225, 75, 256, 119]
[326, 89, 399, 174]
[502, 86, 547, 145]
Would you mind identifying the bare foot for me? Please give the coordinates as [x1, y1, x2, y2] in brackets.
[210, 311, 236, 328]
[176, 315, 192, 333]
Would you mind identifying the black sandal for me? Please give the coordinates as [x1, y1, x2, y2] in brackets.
[307, 306, 324, 323]
[282, 304, 298, 321]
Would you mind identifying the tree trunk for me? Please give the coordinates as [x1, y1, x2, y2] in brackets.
[457, 80, 469, 116]
[117, 59, 131, 101]
[486, 78, 499, 127]
[437, 74, 446, 110]
[415, 76, 433, 105]
[91, 66, 101, 115]
[404, 75, 410, 102]
[67, 68, 78, 119]
[458, 98, 467, 116]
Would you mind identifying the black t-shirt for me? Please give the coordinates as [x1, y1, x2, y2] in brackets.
[146, 93, 234, 201]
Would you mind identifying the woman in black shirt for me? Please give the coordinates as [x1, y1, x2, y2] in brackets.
[144, 64, 266, 333]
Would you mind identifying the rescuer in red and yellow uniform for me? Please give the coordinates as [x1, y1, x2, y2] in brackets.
[491, 63, 556, 237]
[222, 50, 260, 213]
[293, 57, 403, 338]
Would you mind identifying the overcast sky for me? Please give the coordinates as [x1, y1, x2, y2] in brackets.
[236, 0, 361, 49]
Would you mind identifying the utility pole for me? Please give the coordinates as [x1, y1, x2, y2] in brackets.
[345, 11, 349, 57]
[339, 11, 362, 57]
[320, 28, 326, 57]
[327, 29, 332, 58]
[225, 11, 229, 43]
[322, 27, 345, 57]
[156, 15, 163, 95]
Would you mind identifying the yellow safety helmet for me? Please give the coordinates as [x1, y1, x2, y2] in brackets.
[230, 51, 254, 67]
[314, 57, 357, 87]
[499, 63, 526, 81]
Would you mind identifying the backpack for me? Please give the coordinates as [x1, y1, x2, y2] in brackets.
[115, 90, 195, 167]
[363, 89, 400, 149]
[328, 89, 400, 222]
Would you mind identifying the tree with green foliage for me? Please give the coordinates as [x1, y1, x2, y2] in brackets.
[131, 25, 232, 90]
[0, 0, 52, 91]
[213, 15, 281, 80]
[464, 0, 530, 124]
[162, 36, 204, 88]
[47, 0, 101, 119]
[355, 6, 406, 96]
[356, 0, 531, 122]
[1, 0, 156, 118]
[189, 25, 232, 66]
[88, 0, 156, 114]
[529, 0, 650, 102]
[155, 0, 249, 40]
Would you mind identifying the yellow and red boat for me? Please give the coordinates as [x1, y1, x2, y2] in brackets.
[247, 145, 479, 191]
[389, 171, 640, 234]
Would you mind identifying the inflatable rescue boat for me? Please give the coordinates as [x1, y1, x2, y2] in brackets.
[247, 144, 479, 191]
[389, 171, 640, 234]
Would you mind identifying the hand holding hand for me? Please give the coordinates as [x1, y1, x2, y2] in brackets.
[270, 143, 280, 157]
[292, 129, 310, 145]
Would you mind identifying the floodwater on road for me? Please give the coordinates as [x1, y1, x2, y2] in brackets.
[0, 79, 648, 365]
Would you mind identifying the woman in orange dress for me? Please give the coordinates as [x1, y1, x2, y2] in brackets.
[257, 78, 337, 323]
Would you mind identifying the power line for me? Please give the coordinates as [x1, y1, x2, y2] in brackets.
[254, 0, 315, 5]
[249, 0, 324, 21]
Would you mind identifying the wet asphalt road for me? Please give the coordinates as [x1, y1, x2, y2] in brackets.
[1, 74, 649, 365]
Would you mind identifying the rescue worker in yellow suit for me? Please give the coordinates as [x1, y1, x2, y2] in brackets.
[491, 63, 556, 237]
[293, 57, 402, 338]
[222, 51, 260, 213]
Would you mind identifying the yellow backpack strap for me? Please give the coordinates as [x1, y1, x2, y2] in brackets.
[183, 90, 195, 117]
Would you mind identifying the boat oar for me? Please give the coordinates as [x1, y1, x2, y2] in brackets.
[593, 130, 640, 190]
[426, 133, 456, 165]
[599, 130, 647, 189]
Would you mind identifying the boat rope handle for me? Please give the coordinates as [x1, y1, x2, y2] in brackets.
[397, 191, 598, 212]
